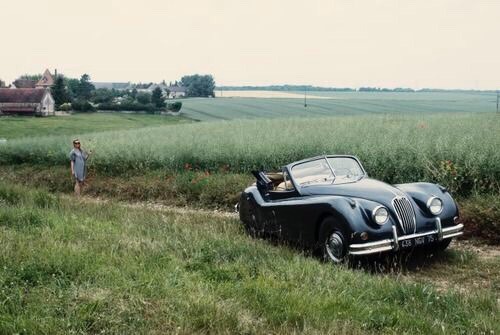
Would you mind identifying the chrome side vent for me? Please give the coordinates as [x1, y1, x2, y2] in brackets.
[392, 196, 416, 234]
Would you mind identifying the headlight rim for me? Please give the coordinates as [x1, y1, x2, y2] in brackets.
[426, 196, 443, 215]
[372, 205, 389, 226]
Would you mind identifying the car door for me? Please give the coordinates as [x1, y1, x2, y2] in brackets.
[266, 169, 302, 237]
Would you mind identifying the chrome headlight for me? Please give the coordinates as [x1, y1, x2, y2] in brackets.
[372, 206, 389, 225]
[427, 196, 443, 215]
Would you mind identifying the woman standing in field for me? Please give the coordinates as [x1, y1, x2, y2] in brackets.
[69, 139, 90, 196]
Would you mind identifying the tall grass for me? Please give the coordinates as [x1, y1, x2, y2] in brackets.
[0, 113, 499, 195]
[0, 182, 498, 334]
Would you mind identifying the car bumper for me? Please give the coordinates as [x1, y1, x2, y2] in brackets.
[349, 218, 464, 256]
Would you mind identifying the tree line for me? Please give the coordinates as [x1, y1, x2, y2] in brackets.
[47, 73, 215, 112]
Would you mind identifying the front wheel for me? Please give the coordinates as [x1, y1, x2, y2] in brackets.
[319, 217, 348, 263]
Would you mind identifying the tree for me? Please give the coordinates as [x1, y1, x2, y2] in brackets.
[151, 87, 165, 108]
[77, 74, 95, 100]
[91, 88, 115, 104]
[180, 74, 215, 97]
[136, 92, 151, 104]
[65, 78, 80, 100]
[18, 74, 42, 81]
[130, 88, 138, 99]
[51, 76, 70, 108]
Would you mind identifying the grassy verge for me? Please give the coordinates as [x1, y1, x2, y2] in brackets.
[0, 165, 498, 244]
[0, 182, 498, 334]
[0, 112, 192, 139]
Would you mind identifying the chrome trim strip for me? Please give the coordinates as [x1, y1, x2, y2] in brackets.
[323, 156, 337, 185]
[436, 217, 443, 241]
[442, 231, 463, 239]
[350, 239, 393, 249]
[350, 245, 393, 255]
[348, 223, 464, 256]
[392, 225, 399, 251]
[398, 230, 438, 241]
[442, 223, 464, 233]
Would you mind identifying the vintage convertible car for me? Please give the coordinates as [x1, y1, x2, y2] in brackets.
[238, 155, 464, 263]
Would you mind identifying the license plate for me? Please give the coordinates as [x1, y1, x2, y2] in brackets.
[400, 234, 436, 248]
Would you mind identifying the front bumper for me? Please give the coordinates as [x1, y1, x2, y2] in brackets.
[349, 218, 464, 256]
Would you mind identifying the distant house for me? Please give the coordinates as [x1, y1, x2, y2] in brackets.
[167, 85, 186, 99]
[93, 82, 133, 90]
[35, 69, 55, 89]
[145, 83, 169, 93]
[128, 82, 187, 98]
[0, 88, 55, 116]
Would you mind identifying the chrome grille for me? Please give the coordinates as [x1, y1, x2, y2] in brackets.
[392, 196, 416, 234]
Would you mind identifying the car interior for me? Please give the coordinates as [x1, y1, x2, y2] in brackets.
[252, 170, 296, 200]
[263, 172, 294, 191]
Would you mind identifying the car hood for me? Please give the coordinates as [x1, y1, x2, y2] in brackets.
[299, 178, 406, 203]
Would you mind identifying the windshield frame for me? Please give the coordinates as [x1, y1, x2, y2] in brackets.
[287, 155, 367, 189]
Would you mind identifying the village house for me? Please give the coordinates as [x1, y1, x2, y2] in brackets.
[0, 88, 55, 116]
[11, 69, 56, 89]
[167, 85, 186, 99]
[35, 69, 55, 89]
[138, 82, 187, 99]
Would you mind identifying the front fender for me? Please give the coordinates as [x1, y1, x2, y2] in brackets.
[315, 197, 396, 245]
[395, 182, 459, 227]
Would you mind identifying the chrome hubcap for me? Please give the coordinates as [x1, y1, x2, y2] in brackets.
[325, 232, 344, 262]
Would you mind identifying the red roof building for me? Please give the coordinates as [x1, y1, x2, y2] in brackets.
[0, 88, 55, 116]
[35, 69, 55, 88]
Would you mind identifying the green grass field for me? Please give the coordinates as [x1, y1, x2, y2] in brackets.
[0, 112, 190, 139]
[0, 182, 498, 334]
[1, 93, 499, 333]
[180, 92, 498, 121]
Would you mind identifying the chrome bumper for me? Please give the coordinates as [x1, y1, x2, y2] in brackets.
[349, 219, 464, 256]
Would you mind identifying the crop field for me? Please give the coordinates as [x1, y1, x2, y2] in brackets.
[180, 92, 498, 121]
[0, 182, 498, 334]
[1, 113, 498, 196]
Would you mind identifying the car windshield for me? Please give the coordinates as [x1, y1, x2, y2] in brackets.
[291, 157, 364, 187]
[327, 157, 364, 184]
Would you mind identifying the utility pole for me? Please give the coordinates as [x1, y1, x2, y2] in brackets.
[304, 86, 308, 108]
[497, 90, 499, 114]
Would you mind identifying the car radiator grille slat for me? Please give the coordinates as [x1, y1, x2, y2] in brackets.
[392, 197, 416, 234]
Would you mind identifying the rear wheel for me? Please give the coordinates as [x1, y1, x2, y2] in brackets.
[319, 217, 348, 263]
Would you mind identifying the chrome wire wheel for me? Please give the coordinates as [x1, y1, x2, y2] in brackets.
[325, 232, 345, 263]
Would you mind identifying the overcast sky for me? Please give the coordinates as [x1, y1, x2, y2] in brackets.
[1, 0, 499, 89]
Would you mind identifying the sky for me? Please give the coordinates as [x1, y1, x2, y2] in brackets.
[0, 0, 499, 89]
